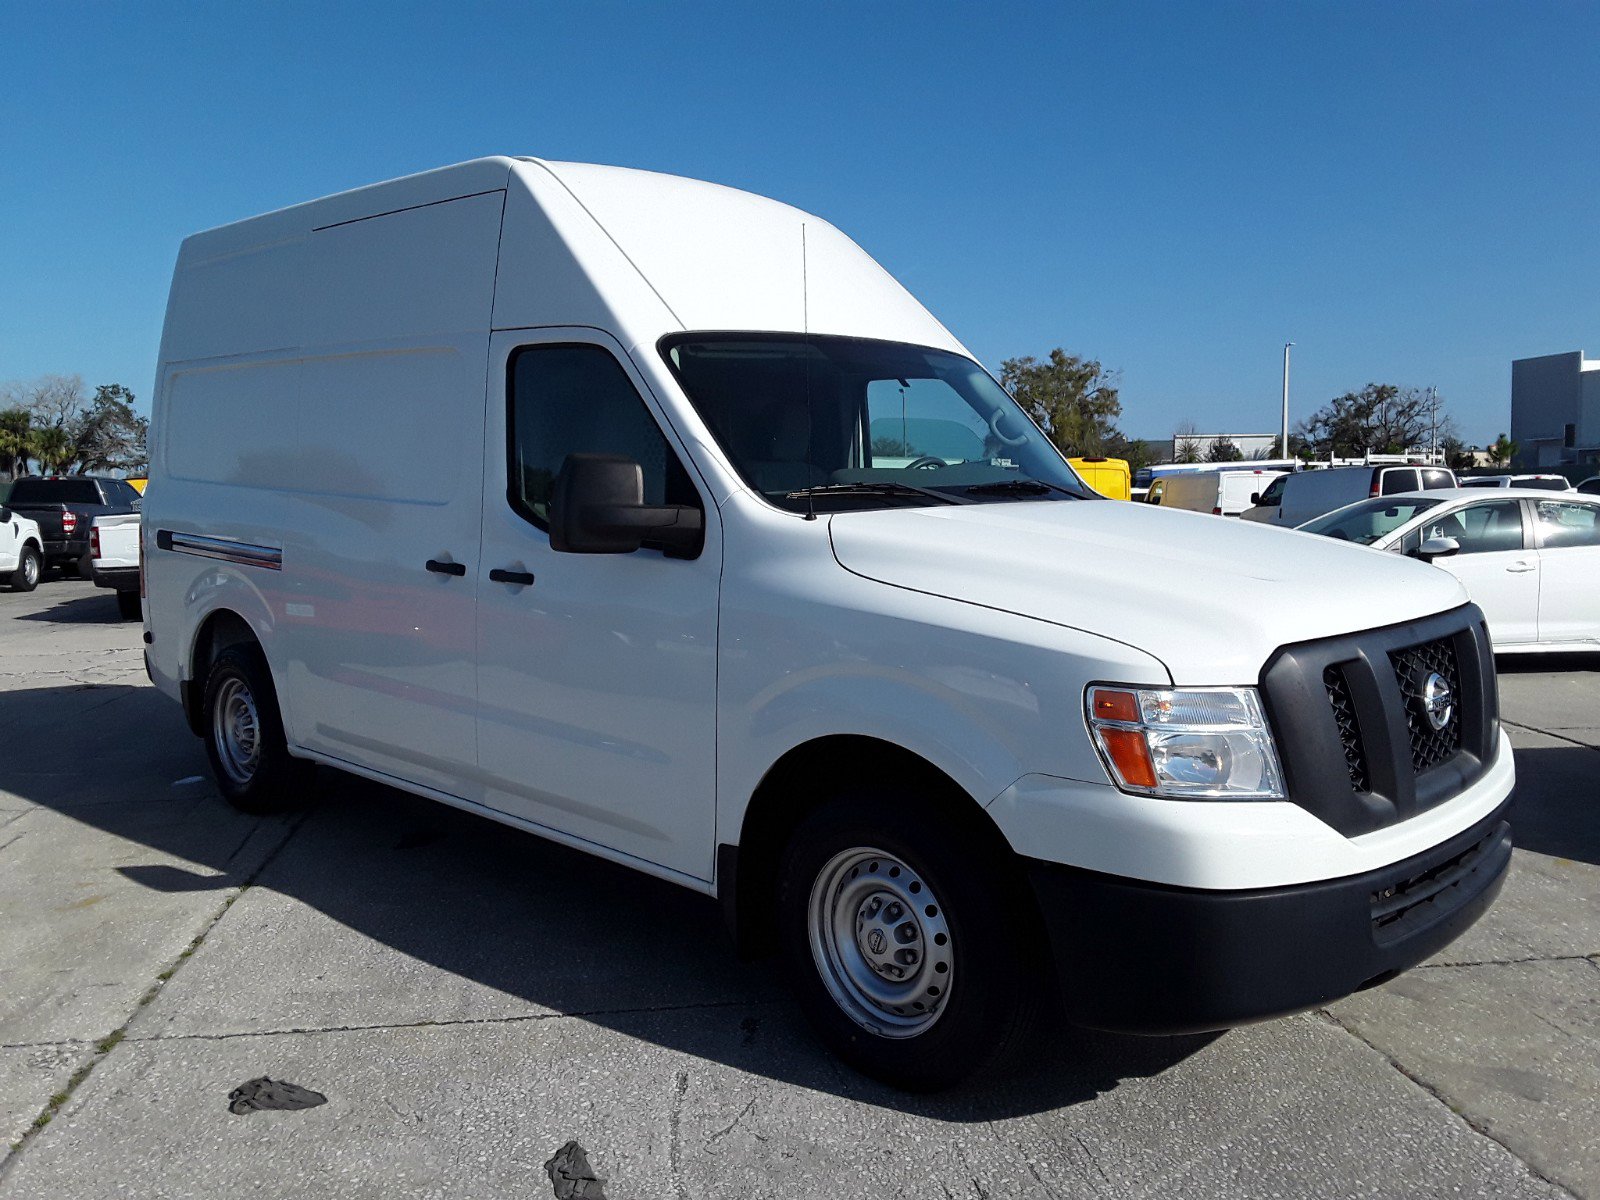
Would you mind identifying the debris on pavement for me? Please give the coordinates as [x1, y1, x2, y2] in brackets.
[544, 1141, 609, 1199]
[226, 1077, 328, 1115]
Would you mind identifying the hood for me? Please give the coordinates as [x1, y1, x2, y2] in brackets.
[828, 500, 1469, 685]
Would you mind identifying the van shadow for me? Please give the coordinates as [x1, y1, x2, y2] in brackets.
[1502, 743, 1600, 867]
[1, 682, 1214, 1120]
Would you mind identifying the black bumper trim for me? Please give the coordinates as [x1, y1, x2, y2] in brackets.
[1025, 798, 1511, 1035]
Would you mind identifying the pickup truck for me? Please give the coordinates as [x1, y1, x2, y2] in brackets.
[0, 503, 44, 592]
[5, 476, 142, 575]
[90, 511, 142, 618]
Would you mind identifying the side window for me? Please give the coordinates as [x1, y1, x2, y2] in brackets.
[508, 344, 696, 528]
[865, 378, 991, 465]
[1257, 475, 1286, 506]
[1535, 501, 1600, 549]
[1381, 468, 1420, 495]
[1448, 500, 1525, 555]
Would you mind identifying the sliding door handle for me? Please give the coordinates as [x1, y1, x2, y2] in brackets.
[425, 559, 466, 577]
[488, 568, 536, 586]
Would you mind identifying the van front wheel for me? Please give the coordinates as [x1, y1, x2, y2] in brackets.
[777, 792, 1044, 1090]
[201, 644, 314, 814]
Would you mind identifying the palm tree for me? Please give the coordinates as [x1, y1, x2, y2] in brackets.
[1488, 432, 1518, 468]
[0, 408, 30, 479]
[31, 426, 74, 475]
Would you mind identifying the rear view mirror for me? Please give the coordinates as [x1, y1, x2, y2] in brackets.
[1415, 536, 1461, 563]
[549, 453, 703, 556]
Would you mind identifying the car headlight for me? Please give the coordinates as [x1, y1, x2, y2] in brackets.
[1085, 685, 1285, 800]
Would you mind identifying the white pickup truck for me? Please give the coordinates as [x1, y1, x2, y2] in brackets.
[145, 158, 1515, 1089]
[1, 502, 44, 592]
[90, 511, 142, 619]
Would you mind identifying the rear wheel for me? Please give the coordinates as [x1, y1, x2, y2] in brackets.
[201, 643, 314, 813]
[777, 790, 1046, 1090]
[115, 589, 141, 620]
[10, 545, 41, 592]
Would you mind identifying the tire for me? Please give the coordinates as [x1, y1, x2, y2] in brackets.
[115, 589, 141, 620]
[777, 790, 1046, 1090]
[10, 545, 41, 592]
[201, 643, 315, 814]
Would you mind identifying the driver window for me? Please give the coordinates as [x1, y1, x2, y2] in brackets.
[1449, 500, 1525, 555]
[865, 378, 993, 467]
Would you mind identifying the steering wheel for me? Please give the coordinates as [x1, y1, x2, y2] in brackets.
[905, 455, 945, 470]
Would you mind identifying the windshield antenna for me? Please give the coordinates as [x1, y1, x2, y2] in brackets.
[803, 490, 817, 521]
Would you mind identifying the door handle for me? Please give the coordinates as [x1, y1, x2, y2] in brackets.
[488, 568, 535, 586]
[1506, 562, 1536, 573]
[425, 559, 466, 577]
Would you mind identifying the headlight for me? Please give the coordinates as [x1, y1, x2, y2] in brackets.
[1085, 685, 1285, 800]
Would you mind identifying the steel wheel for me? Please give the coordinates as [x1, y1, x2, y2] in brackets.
[807, 846, 954, 1038]
[21, 550, 39, 589]
[211, 677, 262, 786]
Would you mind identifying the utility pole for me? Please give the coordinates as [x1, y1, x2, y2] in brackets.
[1429, 386, 1438, 459]
[1281, 343, 1294, 458]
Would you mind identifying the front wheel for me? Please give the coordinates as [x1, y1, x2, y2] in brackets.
[10, 545, 41, 592]
[201, 643, 315, 814]
[777, 791, 1045, 1090]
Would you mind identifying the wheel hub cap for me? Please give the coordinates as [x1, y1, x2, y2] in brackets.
[807, 847, 953, 1038]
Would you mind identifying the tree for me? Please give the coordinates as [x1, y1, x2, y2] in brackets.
[1296, 384, 1452, 459]
[1487, 433, 1517, 467]
[1205, 436, 1243, 463]
[74, 385, 147, 473]
[1172, 422, 1202, 464]
[0, 408, 32, 480]
[31, 425, 74, 475]
[1105, 432, 1158, 474]
[1440, 435, 1477, 472]
[999, 350, 1122, 458]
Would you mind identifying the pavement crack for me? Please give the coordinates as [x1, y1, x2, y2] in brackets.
[668, 1069, 689, 1200]
[1321, 1009, 1584, 1200]
[121, 998, 782, 1045]
[1418, 953, 1598, 968]
[0, 804, 312, 1179]
[1502, 721, 1600, 753]
[704, 1094, 759, 1147]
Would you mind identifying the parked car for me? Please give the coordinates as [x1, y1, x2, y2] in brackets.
[1, 503, 44, 592]
[145, 157, 1513, 1089]
[1459, 474, 1572, 491]
[1156, 468, 1287, 517]
[1067, 456, 1131, 500]
[1576, 476, 1600, 496]
[1298, 489, 1600, 652]
[90, 512, 142, 619]
[4, 476, 142, 575]
[1242, 463, 1456, 526]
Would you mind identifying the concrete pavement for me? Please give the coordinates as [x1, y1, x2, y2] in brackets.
[1, 580, 1595, 1198]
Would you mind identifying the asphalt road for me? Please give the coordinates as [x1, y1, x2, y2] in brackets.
[1, 579, 1596, 1199]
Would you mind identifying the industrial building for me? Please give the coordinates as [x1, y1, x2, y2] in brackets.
[1510, 350, 1600, 470]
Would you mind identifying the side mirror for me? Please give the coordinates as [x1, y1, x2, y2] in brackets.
[0, 507, 10, 523]
[1415, 536, 1461, 563]
[549, 453, 703, 556]
[1249, 493, 1260, 505]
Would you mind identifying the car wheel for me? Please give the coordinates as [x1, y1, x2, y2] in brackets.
[115, 589, 141, 620]
[10, 545, 41, 592]
[201, 643, 315, 814]
[777, 790, 1046, 1090]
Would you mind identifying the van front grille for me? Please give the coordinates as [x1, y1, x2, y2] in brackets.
[1323, 665, 1369, 793]
[1390, 638, 1463, 775]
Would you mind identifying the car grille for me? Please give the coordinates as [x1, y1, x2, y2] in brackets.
[1390, 638, 1463, 775]
[1324, 666, 1370, 793]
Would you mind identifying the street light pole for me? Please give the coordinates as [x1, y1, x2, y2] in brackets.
[1281, 342, 1294, 458]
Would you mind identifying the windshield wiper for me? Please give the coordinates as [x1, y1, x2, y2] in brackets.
[959, 479, 1082, 498]
[784, 482, 956, 505]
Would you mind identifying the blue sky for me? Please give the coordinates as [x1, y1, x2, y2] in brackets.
[2, 1, 1596, 444]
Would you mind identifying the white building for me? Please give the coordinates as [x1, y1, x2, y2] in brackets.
[1510, 351, 1600, 469]
[1169, 431, 1280, 459]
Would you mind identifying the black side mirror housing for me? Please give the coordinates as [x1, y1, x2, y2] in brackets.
[0, 507, 10, 524]
[1249, 493, 1261, 505]
[549, 453, 703, 557]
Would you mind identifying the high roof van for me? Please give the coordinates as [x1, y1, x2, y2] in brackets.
[1242, 463, 1457, 526]
[144, 158, 1512, 1089]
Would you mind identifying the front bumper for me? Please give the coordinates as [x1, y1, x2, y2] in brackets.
[1026, 797, 1511, 1034]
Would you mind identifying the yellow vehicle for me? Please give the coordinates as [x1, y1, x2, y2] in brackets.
[1067, 456, 1131, 501]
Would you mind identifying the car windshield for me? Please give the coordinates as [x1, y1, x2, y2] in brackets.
[1300, 496, 1443, 544]
[660, 334, 1093, 512]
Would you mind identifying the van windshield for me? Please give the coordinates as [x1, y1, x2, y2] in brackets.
[660, 334, 1093, 512]
[1300, 496, 1443, 544]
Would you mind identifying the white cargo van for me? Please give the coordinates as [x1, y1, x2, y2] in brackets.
[145, 158, 1513, 1089]
[1242, 463, 1457, 526]
[1156, 469, 1287, 517]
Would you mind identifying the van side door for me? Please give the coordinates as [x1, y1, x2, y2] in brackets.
[476, 330, 721, 882]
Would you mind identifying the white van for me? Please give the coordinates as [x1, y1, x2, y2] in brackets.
[145, 158, 1513, 1089]
[1242, 463, 1457, 526]
[1156, 469, 1287, 517]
